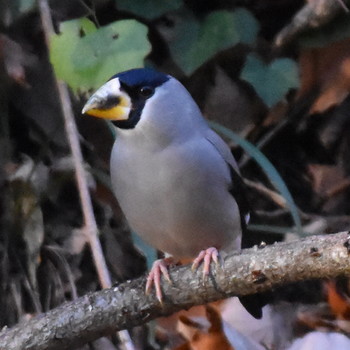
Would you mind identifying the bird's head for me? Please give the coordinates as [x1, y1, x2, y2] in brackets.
[82, 68, 171, 129]
[82, 68, 203, 137]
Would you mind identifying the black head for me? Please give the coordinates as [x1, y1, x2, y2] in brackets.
[110, 68, 169, 88]
[109, 68, 170, 129]
[82, 68, 171, 129]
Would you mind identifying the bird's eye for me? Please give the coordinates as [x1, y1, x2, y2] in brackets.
[139, 86, 155, 98]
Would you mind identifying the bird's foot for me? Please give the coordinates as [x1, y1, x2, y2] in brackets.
[191, 247, 219, 277]
[145, 257, 174, 303]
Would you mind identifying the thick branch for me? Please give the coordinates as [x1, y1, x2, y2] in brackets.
[1, 232, 350, 350]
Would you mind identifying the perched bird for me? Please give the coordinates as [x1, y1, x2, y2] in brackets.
[82, 68, 259, 317]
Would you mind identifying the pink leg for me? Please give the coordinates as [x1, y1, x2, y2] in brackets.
[145, 257, 173, 303]
[191, 247, 219, 277]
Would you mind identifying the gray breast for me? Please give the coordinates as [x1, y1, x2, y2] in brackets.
[110, 134, 242, 259]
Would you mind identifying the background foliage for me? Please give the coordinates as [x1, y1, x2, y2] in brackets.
[1, 0, 350, 349]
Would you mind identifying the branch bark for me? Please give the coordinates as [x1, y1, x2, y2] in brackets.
[1, 231, 350, 350]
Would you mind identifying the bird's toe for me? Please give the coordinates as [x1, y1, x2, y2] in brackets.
[192, 247, 219, 278]
[145, 257, 173, 303]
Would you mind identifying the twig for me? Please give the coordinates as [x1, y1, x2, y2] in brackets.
[238, 89, 319, 169]
[336, 0, 349, 13]
[1, 231, 350, 350]
[37, 1, 134, 349]
[325, 178, 350, 199]
[274, 0, 348, 47]
[55, 81, 113, 286]
[78, 0, 100, 27]
[243, 178, 287, 208]
[239, 119, 289, 169]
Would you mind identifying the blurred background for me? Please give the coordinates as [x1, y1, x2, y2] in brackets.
[1, 0, 350, 349]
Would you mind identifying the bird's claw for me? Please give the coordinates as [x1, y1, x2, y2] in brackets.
[191, 247, 219, 278]
[145, 258, 173, 303]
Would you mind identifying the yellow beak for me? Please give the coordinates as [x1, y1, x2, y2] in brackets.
[82, 80, 132, 120]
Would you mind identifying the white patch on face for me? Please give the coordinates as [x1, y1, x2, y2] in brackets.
[105, 78, 131, 104]
[88, 78, 131, 107]
[95, 78, 122, 99]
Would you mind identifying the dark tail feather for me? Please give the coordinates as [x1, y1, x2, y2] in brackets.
[239, 292, 272, 319]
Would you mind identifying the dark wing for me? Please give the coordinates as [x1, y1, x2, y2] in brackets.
[228, 165, 268, 319]
[227, 165, 250, 237]
[205, 129, 268, 319]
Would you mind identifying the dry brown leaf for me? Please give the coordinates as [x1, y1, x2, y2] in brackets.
[170, 303, 266, 350]
[307, 164, 345, 196]
[325, 280, 350, 320]
[157, 303, 220, 349]
[298, 38, 350, 114]
[175, 305, 234, 350]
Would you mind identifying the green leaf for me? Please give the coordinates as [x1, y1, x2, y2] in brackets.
[166, 8, 259, 75]
[240, 54, 299, 107]
[49, 18, 151, 92]
[210, 122, 303, 234]
[50, 19, 92, 92]
[116, 0, 182, 20]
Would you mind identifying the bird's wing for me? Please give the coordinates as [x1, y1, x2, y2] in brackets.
[204, 128, 240, 172]
[205, 129, 265, 319]
[204, 129, 250, 228]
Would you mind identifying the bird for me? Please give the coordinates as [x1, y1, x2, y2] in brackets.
[82, 68, 261, 318]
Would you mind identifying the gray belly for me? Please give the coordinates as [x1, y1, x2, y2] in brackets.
[111, 140, 242, 259]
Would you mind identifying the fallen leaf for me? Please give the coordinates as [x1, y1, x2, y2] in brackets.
[325, 280, 350, 320]
[174, 304, 265, 350]
[307, 164, 346, 197]
[298, 38, 350, 113]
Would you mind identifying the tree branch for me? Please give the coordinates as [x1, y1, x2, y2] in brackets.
[1, 231, 350, 350]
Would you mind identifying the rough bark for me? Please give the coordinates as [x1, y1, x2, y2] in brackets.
[1, 231, 350, 350]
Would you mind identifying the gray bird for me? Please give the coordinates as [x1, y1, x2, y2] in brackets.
[82, 69, 258, 316]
